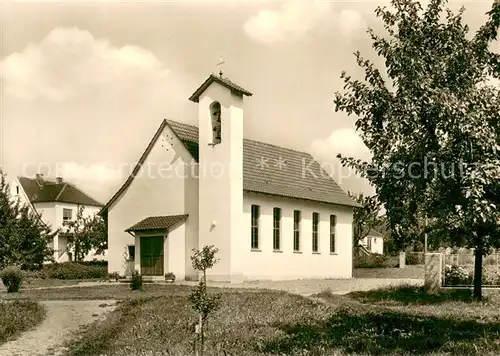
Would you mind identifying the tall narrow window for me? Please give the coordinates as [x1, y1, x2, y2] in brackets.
[330, 215, 337, 253]
[273, 208, 281, 251]
[312, 212, 319, 252]
[293, 210, 301, 251]
[209, 101, 222, 145]
[16, 186, 19, 195]
[251, 205, 260, 249]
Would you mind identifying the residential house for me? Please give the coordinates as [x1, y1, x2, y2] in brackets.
[11, 174, 104, 262]
[360, 229, 384, 255]
[100, 74, 359, 281]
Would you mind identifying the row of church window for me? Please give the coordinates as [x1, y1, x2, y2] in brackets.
[251, 205, 337, 253]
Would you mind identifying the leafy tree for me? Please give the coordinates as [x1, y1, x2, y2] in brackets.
[334, 0, 500, 299]
[349, 192, 382, 244]
[63, 205, 107, 262]
[189, 245, 221, 356]
[0, 169, 55, 270]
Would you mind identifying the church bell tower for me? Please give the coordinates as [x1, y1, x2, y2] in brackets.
[189, 72, 252, 281]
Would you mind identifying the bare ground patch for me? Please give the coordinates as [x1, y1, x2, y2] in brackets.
[0, 300, 116, 356]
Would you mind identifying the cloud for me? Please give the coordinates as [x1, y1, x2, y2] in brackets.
[54, 162, 123, 183]
[337, 9, 366, 37]
[311, 127, 371, 162]
[1, 27, 168, 102]
[243, 0, 332, 44]
[2, 26, 193, 204]
[310, 127, 373, 194]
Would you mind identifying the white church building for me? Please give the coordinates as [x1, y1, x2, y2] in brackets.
[100, 74, 359, 282]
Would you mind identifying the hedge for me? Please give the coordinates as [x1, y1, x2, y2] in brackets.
[24, 262, 108, 280]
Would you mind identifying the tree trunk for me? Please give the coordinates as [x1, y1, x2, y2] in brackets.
[201, 269, 207, 355]
[474, 243, 483, 300]
[199, 313, 205, 356]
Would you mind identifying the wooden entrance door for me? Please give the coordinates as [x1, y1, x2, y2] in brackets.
[140, 236, 164, 276]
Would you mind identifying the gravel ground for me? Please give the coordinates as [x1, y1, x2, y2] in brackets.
[0, 300, 116, 356]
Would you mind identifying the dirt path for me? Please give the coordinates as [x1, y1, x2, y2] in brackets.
[0, 300, 116, 356]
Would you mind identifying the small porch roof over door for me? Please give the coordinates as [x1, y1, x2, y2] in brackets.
[125, 214, 188, 233]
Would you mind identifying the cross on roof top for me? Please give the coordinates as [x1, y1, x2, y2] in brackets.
[216, 57, 225, 78]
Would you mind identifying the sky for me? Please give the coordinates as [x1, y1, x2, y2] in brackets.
[0, 0, 496, 204]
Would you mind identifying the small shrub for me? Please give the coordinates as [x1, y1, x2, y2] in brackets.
[0, 266, 24, 293]
[108, 272, 121, 281]
[317, 287, 333, 297]
[164, 272, 176, 281]
[130, 270, 142, 290]
[443, 265, 472, 286]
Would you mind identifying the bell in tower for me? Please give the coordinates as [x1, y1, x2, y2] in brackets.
[210, 101, 222, 145]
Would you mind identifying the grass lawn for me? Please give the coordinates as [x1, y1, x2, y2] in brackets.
[64, 290, 333, 356]
[51, 283, 500, 356]
[0, 300, 46, 345]
[312, 285, 500, 355]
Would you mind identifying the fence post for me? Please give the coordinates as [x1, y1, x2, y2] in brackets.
[425, 253, 443, 294]
[399, 251, 406, 269]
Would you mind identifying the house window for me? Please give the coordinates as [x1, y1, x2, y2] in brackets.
[209, 101, 222, 145]
[273, 207, 281, 251]
[312, 212, 319, 252]
[128, 245, 135, 261]
[16, 186, 19, 195]
[293, 210, 301, 251]
[63, 208, 73, 222]
[251, 205, 260, 249]
[330, 215, 337, 253]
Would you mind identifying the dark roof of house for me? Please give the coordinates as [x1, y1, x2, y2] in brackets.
[189, 74, 253, 103]
[100, 119, 359, 215]
[367, 229, 384, 238]
[125, 214, 188, 232]
[18, 177, 102, 207]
